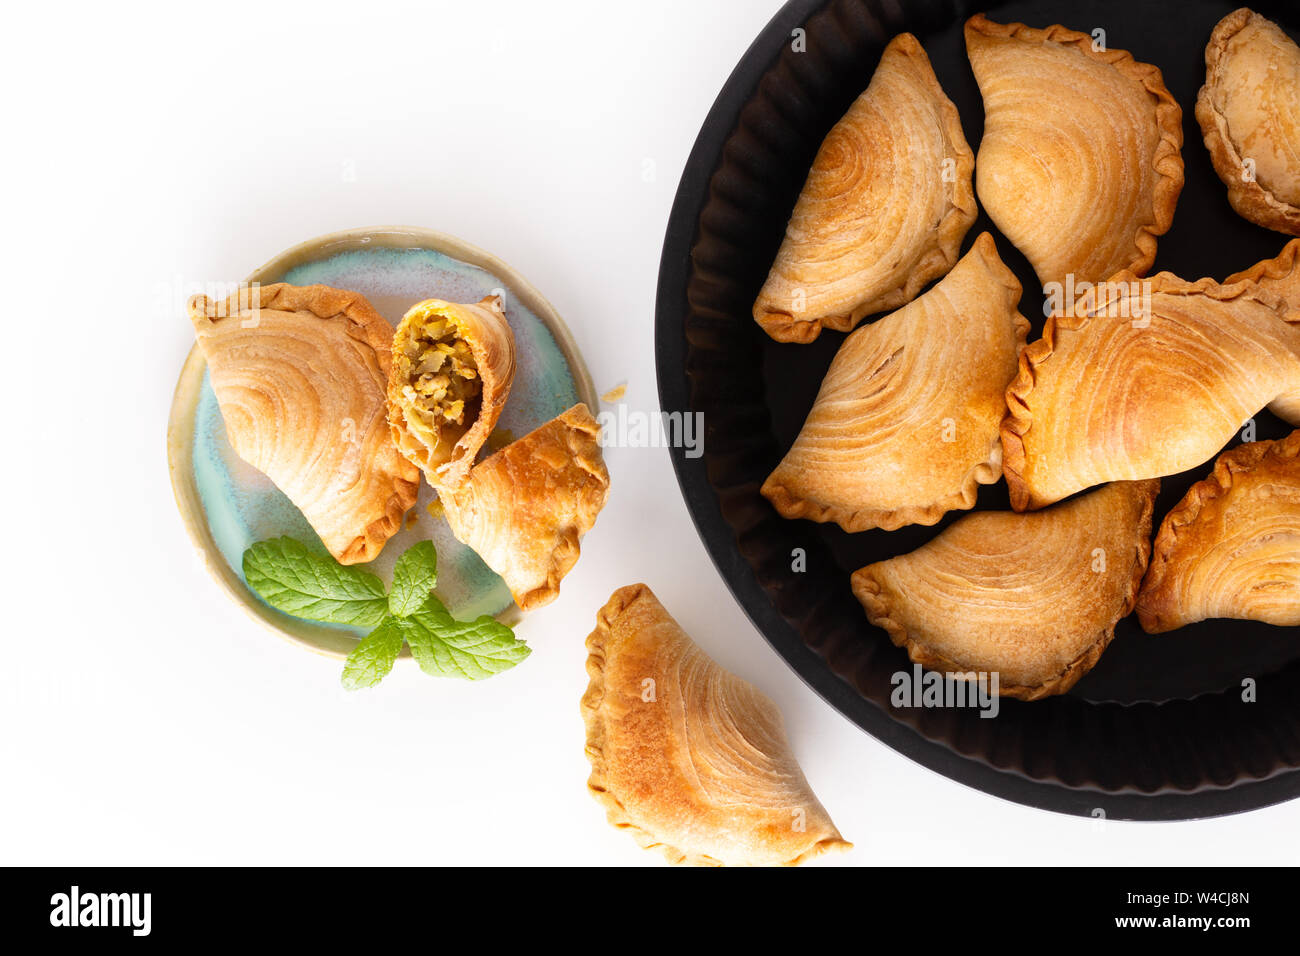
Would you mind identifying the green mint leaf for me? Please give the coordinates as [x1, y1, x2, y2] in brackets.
[401, 595, 530, 680]
[340, 617, 405, 691]
[388, 541, 438, 617]
[243, 537, 388, 626]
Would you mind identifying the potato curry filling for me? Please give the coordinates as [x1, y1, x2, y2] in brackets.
[399, 314, 481, 440]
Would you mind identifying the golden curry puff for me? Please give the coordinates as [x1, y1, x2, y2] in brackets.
[387, 295, 516, 489]
[187, 283, 419, 565]
[1137, 431, 1300, 633]
[440, 404, 609, 611]
[762, 233, 1029, 531]
[965, 14, 1184, 289]
[1002, 273, 1300, 511]
[582, 584, 850, 866]
[752, 32, 976, 343]
[852, 480, 1159, 701]
[1196, 8, 1300, 236]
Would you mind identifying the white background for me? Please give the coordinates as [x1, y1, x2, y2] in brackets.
[3, 0, 1296, 866]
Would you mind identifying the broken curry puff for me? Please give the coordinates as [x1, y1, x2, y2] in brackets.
[387, 295, 516, 489]
[852, 480, 1159, 701]
[582, 583, 850, 866]
[187, 283, 418, 565]
[441, 404, 609, 611]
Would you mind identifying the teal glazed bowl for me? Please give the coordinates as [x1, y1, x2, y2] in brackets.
[169, 226, 597, 657]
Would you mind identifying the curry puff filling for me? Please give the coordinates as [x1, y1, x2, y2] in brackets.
[396, 309, 482, 450]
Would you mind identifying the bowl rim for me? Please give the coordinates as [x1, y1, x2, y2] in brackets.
[652, 0, 1300, 820]
[168, 224, 599, 659]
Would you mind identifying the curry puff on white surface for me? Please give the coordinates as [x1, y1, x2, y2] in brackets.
[582, 584, 849, 866]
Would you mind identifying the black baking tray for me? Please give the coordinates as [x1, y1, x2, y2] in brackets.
[655, 0, 1300, 819]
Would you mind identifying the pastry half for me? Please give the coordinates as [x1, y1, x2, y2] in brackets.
[752, 32, 976, 343]
[762, 233, 1029, 531]
[1137, 432, 1300, 633]
[1002, 272, 1300, 511]
[387, 295, 516, 489]
[440, 404, 608, 611]
[1227, 238, 1300, 310]
[851, 480, 1159, 701]
[188, 283, 419, 564]
[1196, 8, 1300, 236]
[582, 584, 850, 866]
[965, 14, 1184, 288]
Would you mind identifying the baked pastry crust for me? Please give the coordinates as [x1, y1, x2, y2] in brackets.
[762, 233, 1029, 531]
[1196, 8, 1300, 236]
[188, 283, 419, 565]
[441, 404, 608, 611]
[387, 295, 516, 489]
[1002, 272, 1300, 511]
[1137, 431, 1300, 633]
[965, 14, 1184, 288]
[1226, 238, 1300, 309]
[582, 584, 851, 865]
[752, 32, 976, 343]
[851, 480, 1159, 701]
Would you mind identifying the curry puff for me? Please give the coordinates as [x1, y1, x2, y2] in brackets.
[188, 283, 419, 564]
[441, 404, 609, 611]
[752, 32, 976, 343]
[852, 480, 1159, 701]
[965, 14, 1184, 288]
[582, 584, 850, 866]
[1137, 432, 1300, 633]
[762, 233, 1028, 532]
[387, 295, 516, 489]
[1196, 8, 1300, 236]
[1002, 273, 1300, 511]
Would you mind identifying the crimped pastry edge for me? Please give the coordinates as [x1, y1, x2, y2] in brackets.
[964, 14, 1185, 279]
[754, 32, 977, 343]
[188, 282, 420, 565]
[1000, 271, 1294, 512]
[1195, 8, 1300, 237]
[513, 403, 609, 611]
[1136, 430, 1300, 633]
[762, 233, 1029, 531]
[580, 584, 851, 866]
[1226, 238, 1300, 289]
[442, 403, 608, 612]
[849, 480, 1159, 701]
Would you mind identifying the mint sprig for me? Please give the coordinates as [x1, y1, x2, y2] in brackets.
[404, 595, 531, 680]
[243, 537, 387, 626]
[340, 617, 406, 691]
[240, 537, 528, 690]
[388, 540, 437, 617]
